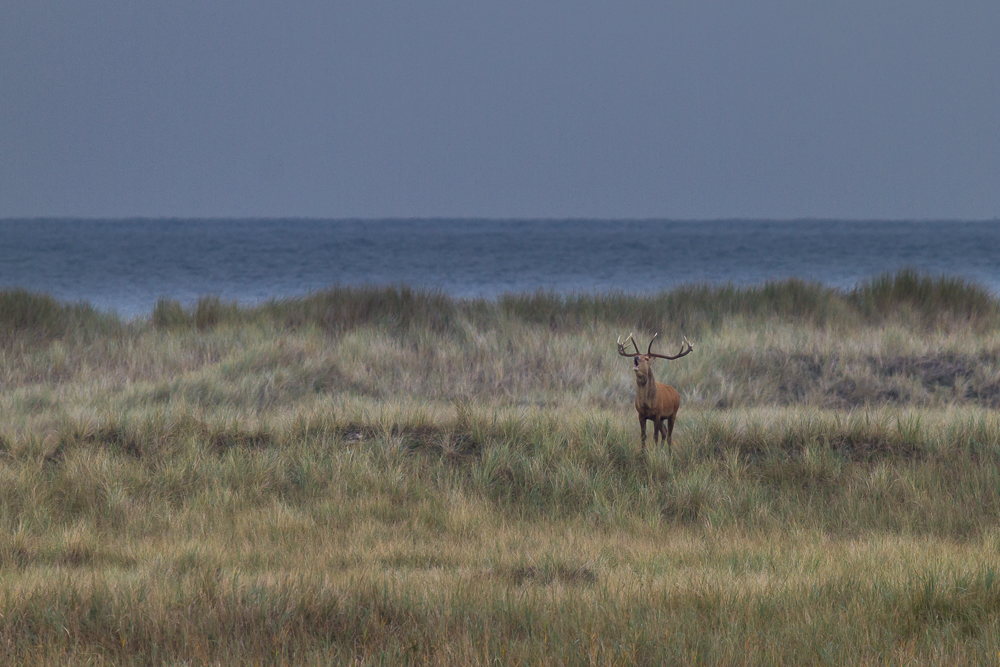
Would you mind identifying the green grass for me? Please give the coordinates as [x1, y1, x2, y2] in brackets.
[1, 270, 999, 664]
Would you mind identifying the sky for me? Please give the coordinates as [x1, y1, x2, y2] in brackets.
[1, 1, 998, 220]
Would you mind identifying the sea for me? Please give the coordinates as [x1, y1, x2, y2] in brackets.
[1, 219, 998, 318]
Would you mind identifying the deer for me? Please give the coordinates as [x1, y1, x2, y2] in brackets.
[617, 332, 694, 454]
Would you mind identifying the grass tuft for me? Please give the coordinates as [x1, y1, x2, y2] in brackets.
[0, 288, 116, 348]
[852, 268, 998, 328]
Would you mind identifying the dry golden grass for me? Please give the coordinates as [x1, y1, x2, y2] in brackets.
[1, 275, 999, 664]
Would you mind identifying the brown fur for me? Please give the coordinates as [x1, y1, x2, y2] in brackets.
[631, 355, 681, 454]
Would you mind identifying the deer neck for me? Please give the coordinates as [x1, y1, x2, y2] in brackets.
[635, 367, 658, 406]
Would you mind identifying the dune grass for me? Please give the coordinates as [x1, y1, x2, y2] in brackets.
[1, 271, 1000, 664]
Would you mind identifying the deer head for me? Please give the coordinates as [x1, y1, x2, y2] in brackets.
[617, 332, 694, 385]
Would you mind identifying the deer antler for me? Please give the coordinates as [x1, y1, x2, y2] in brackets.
[647, 333, 694, 360]
[616, 333, 641, 357]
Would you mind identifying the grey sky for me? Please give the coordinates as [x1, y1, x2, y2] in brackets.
[2, 1, 998, 219]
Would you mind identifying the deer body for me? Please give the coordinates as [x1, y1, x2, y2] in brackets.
[633, 362, 680, 450]
[618, 333, 693, 454]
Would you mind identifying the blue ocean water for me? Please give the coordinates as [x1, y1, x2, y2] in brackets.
[1, 219, 998, 318]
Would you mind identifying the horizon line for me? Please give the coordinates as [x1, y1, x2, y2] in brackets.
[2, 216, 999, 224]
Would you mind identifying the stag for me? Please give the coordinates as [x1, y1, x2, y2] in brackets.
[617, 332, 694, 454]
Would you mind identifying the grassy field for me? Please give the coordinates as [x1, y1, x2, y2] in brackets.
[2, 269, 1000, 665]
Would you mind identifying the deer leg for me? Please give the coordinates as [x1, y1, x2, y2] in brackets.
[666, 416, 675, 454]
[652, 417, 663, 445]
[639, 416, 647, 449]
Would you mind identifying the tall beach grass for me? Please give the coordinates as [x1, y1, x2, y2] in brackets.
[1, 270, 999, 664]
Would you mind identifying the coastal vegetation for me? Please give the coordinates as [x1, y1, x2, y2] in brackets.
[1, 269, 999, 664]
